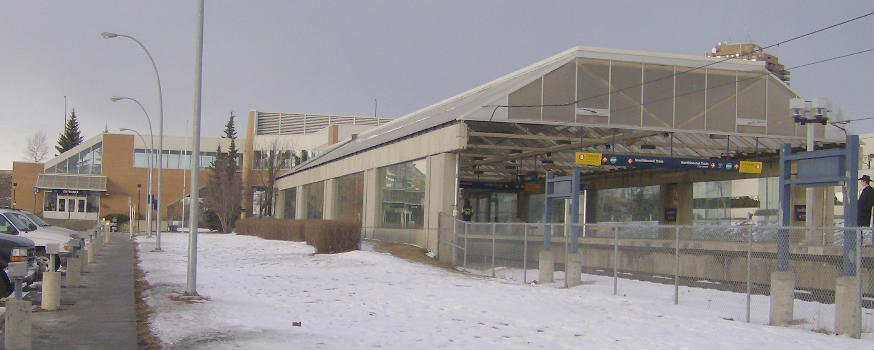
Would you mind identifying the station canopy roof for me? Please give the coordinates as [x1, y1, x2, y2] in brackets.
[283, 46, 842, 181]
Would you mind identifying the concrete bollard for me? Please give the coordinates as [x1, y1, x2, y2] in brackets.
[566, 252, 582, 287]
[41, 271, 61, 311]
[4, 299, 32, 350]
[65, 256, 81, 288]
[104, 230, 110, 244]
[87, 243, 95, 264]
[769, 271, 795, 326]
[79, 248, 88, 272]
[834, 276, 860, 337]
[539, 250, 555, 284]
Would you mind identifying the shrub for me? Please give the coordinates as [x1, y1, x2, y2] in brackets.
[235, 218, 359, 254]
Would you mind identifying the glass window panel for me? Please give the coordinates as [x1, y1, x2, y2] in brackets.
[44, 191, 57, 212]
[334, 173, 363, 222]
[705, 70, 736, 132]
[45, 165, 56, 174]
[168, 150, 181, 169]
[67, 153, 79, 174]
[576, 58, 610, 124]
[737, 72, 767, 134]
[133, 149, 149, 168]
[508, 78, 542, 121]
[609, 61, 642, 126]
[642, 64, 674, 128]
[92, 143, 102, 174]
[56, 159, 68, 174]
[77, 148, 91, 174]
[78, 199, 86, 212]
[542, 62, 575, 122]
[303, 181, 324, 219]
[676, 67, 706, 130]
[766, 77, 797, 136]
[595, 186, 659, 222]
[86, 193, 100, 213]
[283, 187, 297, 219]
[378, 159, 426, 229]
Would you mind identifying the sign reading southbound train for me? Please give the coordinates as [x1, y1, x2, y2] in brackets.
[575, 152, 762, 174]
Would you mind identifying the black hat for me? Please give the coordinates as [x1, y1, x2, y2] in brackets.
[860, 175, 872, 182]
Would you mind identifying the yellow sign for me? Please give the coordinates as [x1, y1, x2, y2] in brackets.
[523, 183, 542, 193]
[739, 161, 763, 174]
[575, 152, 602, 166]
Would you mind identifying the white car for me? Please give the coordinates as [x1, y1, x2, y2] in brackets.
[0, 208, 78, 269]
[16, 210, 84, 245]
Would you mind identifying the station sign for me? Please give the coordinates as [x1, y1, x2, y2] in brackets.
[575, 152, 762, 174]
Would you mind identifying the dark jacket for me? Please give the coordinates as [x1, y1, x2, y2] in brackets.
[858, 186, 874, 226]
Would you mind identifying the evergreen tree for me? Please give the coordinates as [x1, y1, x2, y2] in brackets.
[202, 112, 242, 232]
[56, 109, 84, 154]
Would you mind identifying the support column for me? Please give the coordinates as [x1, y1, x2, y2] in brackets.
[425, 153, 457, 255]
[323, 179, 336, 220]
[275, 189, 286, 219]
[834, 276, 860, 337]
[769, 271, 795, 325]
[4, 299, 31, 349]
[363, 168, 379, 239]
[566, 252, 582, 287]
[295, 186, 305, 220]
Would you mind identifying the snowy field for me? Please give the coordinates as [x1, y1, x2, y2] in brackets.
[137, 232, 873, 350]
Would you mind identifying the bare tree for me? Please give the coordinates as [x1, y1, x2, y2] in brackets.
[25, 131, 50, 162]
[254, 139, 295, 217]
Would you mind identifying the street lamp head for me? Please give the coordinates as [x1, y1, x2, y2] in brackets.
[101, 32, 119, 39]
[110, 96, 125, 102]
[120, 128, 132, 132]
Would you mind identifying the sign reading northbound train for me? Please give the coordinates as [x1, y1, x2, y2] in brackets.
[575, 152, 762, 174]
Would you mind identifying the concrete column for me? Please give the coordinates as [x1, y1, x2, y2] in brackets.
[79, 248, 88, 272]
[275, 189, 286, 219]
[425, 153, 457, 254]
[769, 271, 795, 326]
[66, 256, 81, 288]
[295, 186, 306, 220]
[539, 250, 555, 284]
[87, 242, 95, 263]
[658, 183, 677, 239]
[566, 252, 582, 287]
[323, 178, 336, 220]
[363, 168, 379, 239]
[104, 230, 111, 244]
[41, 271, 61, 310]
[240, 110, 257, 219]
[834, 276, 860, 337]
[4, 299, 31, 350]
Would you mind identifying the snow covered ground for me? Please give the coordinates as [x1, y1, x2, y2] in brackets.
[137, 232, 873, 349]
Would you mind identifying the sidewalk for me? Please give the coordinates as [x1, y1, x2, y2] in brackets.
[25, 232, 138, 349]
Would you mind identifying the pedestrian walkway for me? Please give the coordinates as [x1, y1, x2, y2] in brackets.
[25, 232, 137, 349]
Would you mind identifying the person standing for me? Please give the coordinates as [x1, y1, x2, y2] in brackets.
[858, 174, 874, 227]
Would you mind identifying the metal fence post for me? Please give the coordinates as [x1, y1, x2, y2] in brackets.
[855, 227, 862, 338]
[613, 225, 618, 296]
[463, 222, 468, 271]
[674, 225, 680, 305]
[523, 225, 528, 284]
[491, 222, 496, 278]
[746, 226, 753, 323]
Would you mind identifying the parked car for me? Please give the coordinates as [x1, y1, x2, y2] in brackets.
[0, 208, 78, 270]
[14, 209, 85, 247]
[0, 215, 43, 297]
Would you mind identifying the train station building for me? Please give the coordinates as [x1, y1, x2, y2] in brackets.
[273, 45, 849, 257]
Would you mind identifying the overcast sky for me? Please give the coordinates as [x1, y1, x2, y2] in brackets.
[1, 1, 871, 169]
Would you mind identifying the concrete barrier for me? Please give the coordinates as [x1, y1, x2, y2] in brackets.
[41, 271, 61, 311]
[835, 276, 860, 337]
[5, 299, 32, 349]
[66, 256, 81, 288]
[769, 271, 794, 326]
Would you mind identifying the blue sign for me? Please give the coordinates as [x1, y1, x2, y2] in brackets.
[599, 153, 742, 172]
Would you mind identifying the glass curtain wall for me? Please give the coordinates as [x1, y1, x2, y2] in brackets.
[282, 187, 297, 219]
[595, 186, 660, 222]
[303, 181, 324, 219]
[334, 173, 363, 223]
[693, 177, 779, 225]
[378, 160, 426, 229]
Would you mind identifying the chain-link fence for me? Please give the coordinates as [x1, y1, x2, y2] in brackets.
[442, 214, 874, 336]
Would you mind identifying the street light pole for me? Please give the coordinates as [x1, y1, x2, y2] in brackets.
[137, 184, 141, 233]
[120, 128, 153, 237]
[102, 31, 164, 251]
[114, 97, 155, 238]
[186, 0, 205, 296]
